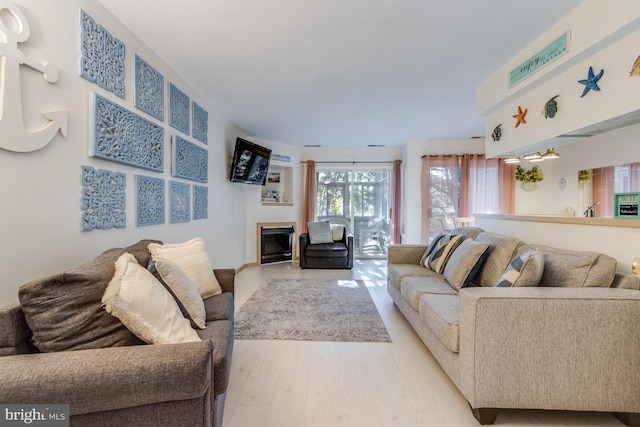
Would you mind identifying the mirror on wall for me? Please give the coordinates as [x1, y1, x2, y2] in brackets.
[580, 163, 640, 218]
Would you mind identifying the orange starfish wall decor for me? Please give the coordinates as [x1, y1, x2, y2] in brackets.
[513, 106, 528, 128]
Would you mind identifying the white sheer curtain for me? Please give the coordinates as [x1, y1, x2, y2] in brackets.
[421, 155, 459, 244]
[461, 154, 515, 216]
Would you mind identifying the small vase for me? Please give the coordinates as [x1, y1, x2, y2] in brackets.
[521, 182, 538, 191]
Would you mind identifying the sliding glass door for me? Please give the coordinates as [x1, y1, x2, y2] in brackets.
[316, 168, 391, 258]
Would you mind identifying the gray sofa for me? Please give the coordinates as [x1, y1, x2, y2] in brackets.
[0, 239, 234, 427]
[387, 227, 640, 426]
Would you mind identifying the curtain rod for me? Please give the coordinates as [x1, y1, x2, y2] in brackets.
[299, 161, 396, 164]
[421, 153, 485, 159]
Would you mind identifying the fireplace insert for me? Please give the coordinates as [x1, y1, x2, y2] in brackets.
[260, 226, 294, 264]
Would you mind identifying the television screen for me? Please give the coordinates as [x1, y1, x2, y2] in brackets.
[229, 138, 272, 185]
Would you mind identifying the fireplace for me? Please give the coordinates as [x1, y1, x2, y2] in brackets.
[258, 224, 295, 264]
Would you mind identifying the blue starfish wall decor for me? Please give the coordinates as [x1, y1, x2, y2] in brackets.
[578, 66, 604, 97]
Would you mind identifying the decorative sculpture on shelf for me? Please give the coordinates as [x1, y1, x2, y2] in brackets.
[512, 106, 527, 128]
[578, 66, 604, 97]
[542, 95, 559, 119]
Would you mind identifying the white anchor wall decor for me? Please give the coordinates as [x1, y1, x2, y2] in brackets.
[0, 1, 68, 152]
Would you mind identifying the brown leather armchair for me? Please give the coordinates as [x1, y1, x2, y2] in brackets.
[299, 231, 353, 269]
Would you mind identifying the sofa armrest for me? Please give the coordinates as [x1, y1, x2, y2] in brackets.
[387, 244, 427, 265]
[214, 269, 235, 295]
[458, 287, 640, 413]
[0, 341, 213, 416]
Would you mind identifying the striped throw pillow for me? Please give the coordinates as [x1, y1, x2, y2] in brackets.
[496, 249, 544, 287]
[427, 234, 464, 274]
[420, 234, 449, 267]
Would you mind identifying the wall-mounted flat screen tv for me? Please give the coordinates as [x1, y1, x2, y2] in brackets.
[229, 138, 272, 185]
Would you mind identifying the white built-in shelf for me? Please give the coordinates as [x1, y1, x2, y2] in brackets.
[262, 164, 293, 206]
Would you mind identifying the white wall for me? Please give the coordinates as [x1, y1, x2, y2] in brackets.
[0, 0, 248, 305]
[478, 1, 640, 157]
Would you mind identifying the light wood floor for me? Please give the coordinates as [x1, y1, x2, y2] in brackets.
[223, 260, 624, 427]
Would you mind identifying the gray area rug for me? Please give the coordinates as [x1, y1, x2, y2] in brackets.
[234, 278, 391, 342]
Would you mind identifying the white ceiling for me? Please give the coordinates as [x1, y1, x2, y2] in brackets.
[98, 0, 582, 147]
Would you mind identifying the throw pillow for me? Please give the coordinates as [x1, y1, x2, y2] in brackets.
[148, 257, 207, 329]
[496, 250, 544, 287]
[148, 237, 221, 299]
[330, 224, 345, 241]
[427, 234, 464, 274]
[443, 239, 491, 291]
[103, 253, 201, 344]
[420, 234, 448, 267]
[307, 221, 333, 244]
[18, 239, 161, 352]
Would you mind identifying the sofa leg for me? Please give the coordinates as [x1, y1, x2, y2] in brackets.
[615, 412, 640, 427]
[471, 408, 500, 425]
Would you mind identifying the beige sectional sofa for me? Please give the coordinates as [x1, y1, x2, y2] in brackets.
[387, 227, 640, 426]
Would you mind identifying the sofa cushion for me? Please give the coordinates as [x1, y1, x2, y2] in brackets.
[387, 264, 442, 291]
[419, 234, 448, 267]
[18, 239, 160, 352]
[443, 239, 490, 291]
[304, 242, 348, 258]
[400, 276, 457, 311]
[103, 254, 201, 345]
[148, 257, 207, 329]
[496, 249, 544, 287]
[0, 304, 31, 356]
[204, 292, 235, 322]
[148, 237, 222, 299]
[330, 224, 345, 241]
[473, 232, 523, 287]
[519, 244, 617, 288]
[198, 320, 234, 395]
[419, 294, 460, 353]
[307, 221, 333, 244]
[427, 235, 464, 273]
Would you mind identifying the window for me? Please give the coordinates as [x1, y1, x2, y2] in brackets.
[316, 169, 391, 258]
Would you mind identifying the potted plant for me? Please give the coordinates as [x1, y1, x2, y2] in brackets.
[515, 165, 544, 191]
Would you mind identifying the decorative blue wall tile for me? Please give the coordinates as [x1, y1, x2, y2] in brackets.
[193, 185, 208, 220]
[172, 135, 208, 183]
[81, 165, 126, 231]
[192, 102, 208, 144]
[80, 10, 125, 99]
[170, 181, 190, 223]
[89, 92, 164, 172]
[135, 55, 164, 121]
[136, 175, 165, 226]
[169, 83, 190, 134]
